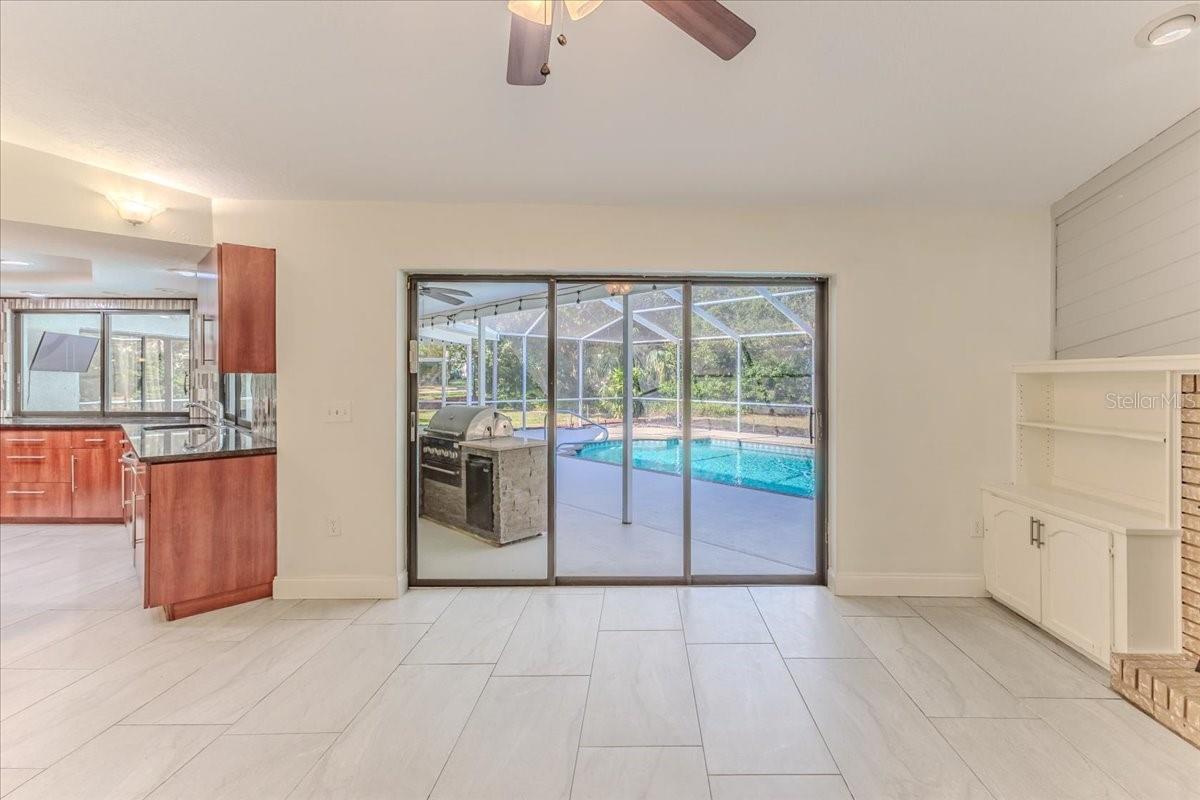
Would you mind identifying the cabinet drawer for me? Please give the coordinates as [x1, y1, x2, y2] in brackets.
[0, 430, 72, 449]
[70, 429, 124, 449]
[1, 482, 72, 518]
[2, 449, 70, 482]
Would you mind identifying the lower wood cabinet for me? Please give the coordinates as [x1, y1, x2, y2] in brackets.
[0, 482, 71, 518]
[1038, 514, 1112, 664]
[133, 453, 276, 620]
[982, 488, 1180, 665]
[1, 427, 125, 522]
[983, 495, 1043, 621]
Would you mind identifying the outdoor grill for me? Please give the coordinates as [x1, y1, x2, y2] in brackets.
[420, 405, 514, 487]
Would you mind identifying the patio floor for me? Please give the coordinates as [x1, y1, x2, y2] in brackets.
[416, 454, 816, 580]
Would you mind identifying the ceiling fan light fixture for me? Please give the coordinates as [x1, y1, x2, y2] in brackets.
[565, 0, 603, 21]
[508, 0, 553, 25]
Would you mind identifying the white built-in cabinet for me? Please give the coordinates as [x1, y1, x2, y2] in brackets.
[981, 355, 1198, 666]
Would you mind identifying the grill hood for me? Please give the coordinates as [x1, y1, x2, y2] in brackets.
[425, 405, 514, 440]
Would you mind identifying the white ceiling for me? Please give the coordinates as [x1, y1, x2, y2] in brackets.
[0, 221, 208, 297]
[1, 1, 1197, 206]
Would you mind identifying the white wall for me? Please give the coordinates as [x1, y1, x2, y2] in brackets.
[213, 200, 1052, 597]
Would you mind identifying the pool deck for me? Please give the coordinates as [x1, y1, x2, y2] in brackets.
[416, 450, 817, 580]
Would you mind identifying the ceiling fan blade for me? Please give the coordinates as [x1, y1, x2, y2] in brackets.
[422, 289, 467, 305]
[642, 0, 756, 61]
[506, 13, 552, 86]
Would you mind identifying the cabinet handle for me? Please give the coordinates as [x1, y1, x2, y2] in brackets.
[4, 437, 46, 443]
[1029, 516, 1037, 546]
[1036, 519, 1045, 548]
[6, 490, 46, 495]
[83, 438, 105, 443]
[70, 455, 76, 493]
[6, 455, 46, 460]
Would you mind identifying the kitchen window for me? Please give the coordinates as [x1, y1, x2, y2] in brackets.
[221, 372, 255, 428]
[13, 310, 192, 416]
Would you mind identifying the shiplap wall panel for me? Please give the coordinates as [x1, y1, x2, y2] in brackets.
[1055, 130, 1200, 358]
[1057, 253, 1199, 328]
[1058, 225, 1200, 307]
[1057, 310, 1200, 359]
[1058, 173, 1199, 266]
[1056, 141, 1200, 243]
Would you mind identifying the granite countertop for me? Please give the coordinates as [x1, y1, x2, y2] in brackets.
[1, 416, 276, 464]
[459, 435, 548, 452]
[121, 422, 276, 464]
[0, 415, 169, 430]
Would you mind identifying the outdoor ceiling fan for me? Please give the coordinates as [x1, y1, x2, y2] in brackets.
[420, 286, 474, 306]
[507, 0, 756, 85]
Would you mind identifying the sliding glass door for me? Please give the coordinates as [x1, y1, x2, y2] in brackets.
[688, 283, 822, 580]
[553, 282, 684, 580]
[406, 276, 824, 586]
[411, 279, 552, 582]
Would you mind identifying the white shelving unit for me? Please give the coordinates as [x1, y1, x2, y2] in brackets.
[981, 355, 1199, 666]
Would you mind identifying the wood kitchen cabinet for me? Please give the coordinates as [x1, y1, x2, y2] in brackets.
[200, 243, 276, 373]
[131, 453, 276, 619]
[71, 445, 123, 519]
[1, 427, 125, 523]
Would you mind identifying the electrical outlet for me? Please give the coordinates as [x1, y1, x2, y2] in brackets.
[971, 519, 984, 539]
[327, 517, 342, 537]
[325, 402, 353, 423]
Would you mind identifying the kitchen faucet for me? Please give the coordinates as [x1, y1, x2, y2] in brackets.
[186, 399, 224, 424]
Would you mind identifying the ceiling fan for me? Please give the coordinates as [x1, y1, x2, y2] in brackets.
[420, 286, 474, 306]
[507, 0, 756, 86]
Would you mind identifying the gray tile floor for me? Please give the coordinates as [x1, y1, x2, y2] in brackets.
[2, 523, 1198, 799]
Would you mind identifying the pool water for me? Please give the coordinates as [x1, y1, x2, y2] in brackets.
[571, 438, 815, 498]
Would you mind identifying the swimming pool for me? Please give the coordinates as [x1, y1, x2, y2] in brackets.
[569, 438, 815, 498]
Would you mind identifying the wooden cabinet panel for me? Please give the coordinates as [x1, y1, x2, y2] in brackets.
[1, 482, 71, 518]
[218, 243, 276, 373]
[983, 494, 1042, 622]
[145, 454, 276, 610]
[1040, 514, 1112, 662]
[2, 448, 70, 483]
[71, 447, 123, 520]
[132, 462, 149, 608]
[70, 430, 123, 449]
[0, 430, 72, 449]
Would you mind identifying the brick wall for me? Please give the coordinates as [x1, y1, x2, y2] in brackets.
[1183, 374, 1199, 659]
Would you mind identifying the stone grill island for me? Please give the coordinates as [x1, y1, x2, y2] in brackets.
[418, 406, 547, 546]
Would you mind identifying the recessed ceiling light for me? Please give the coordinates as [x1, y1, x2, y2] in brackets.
[1, 259, 32, 267]
[1137, 5, 1199, 47]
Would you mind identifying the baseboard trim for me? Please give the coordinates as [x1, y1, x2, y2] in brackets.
[272, 573, 406, 599]
[830, 571, 986, 597]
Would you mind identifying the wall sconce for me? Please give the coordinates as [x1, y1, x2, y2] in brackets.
[106, 194, 165, 226]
